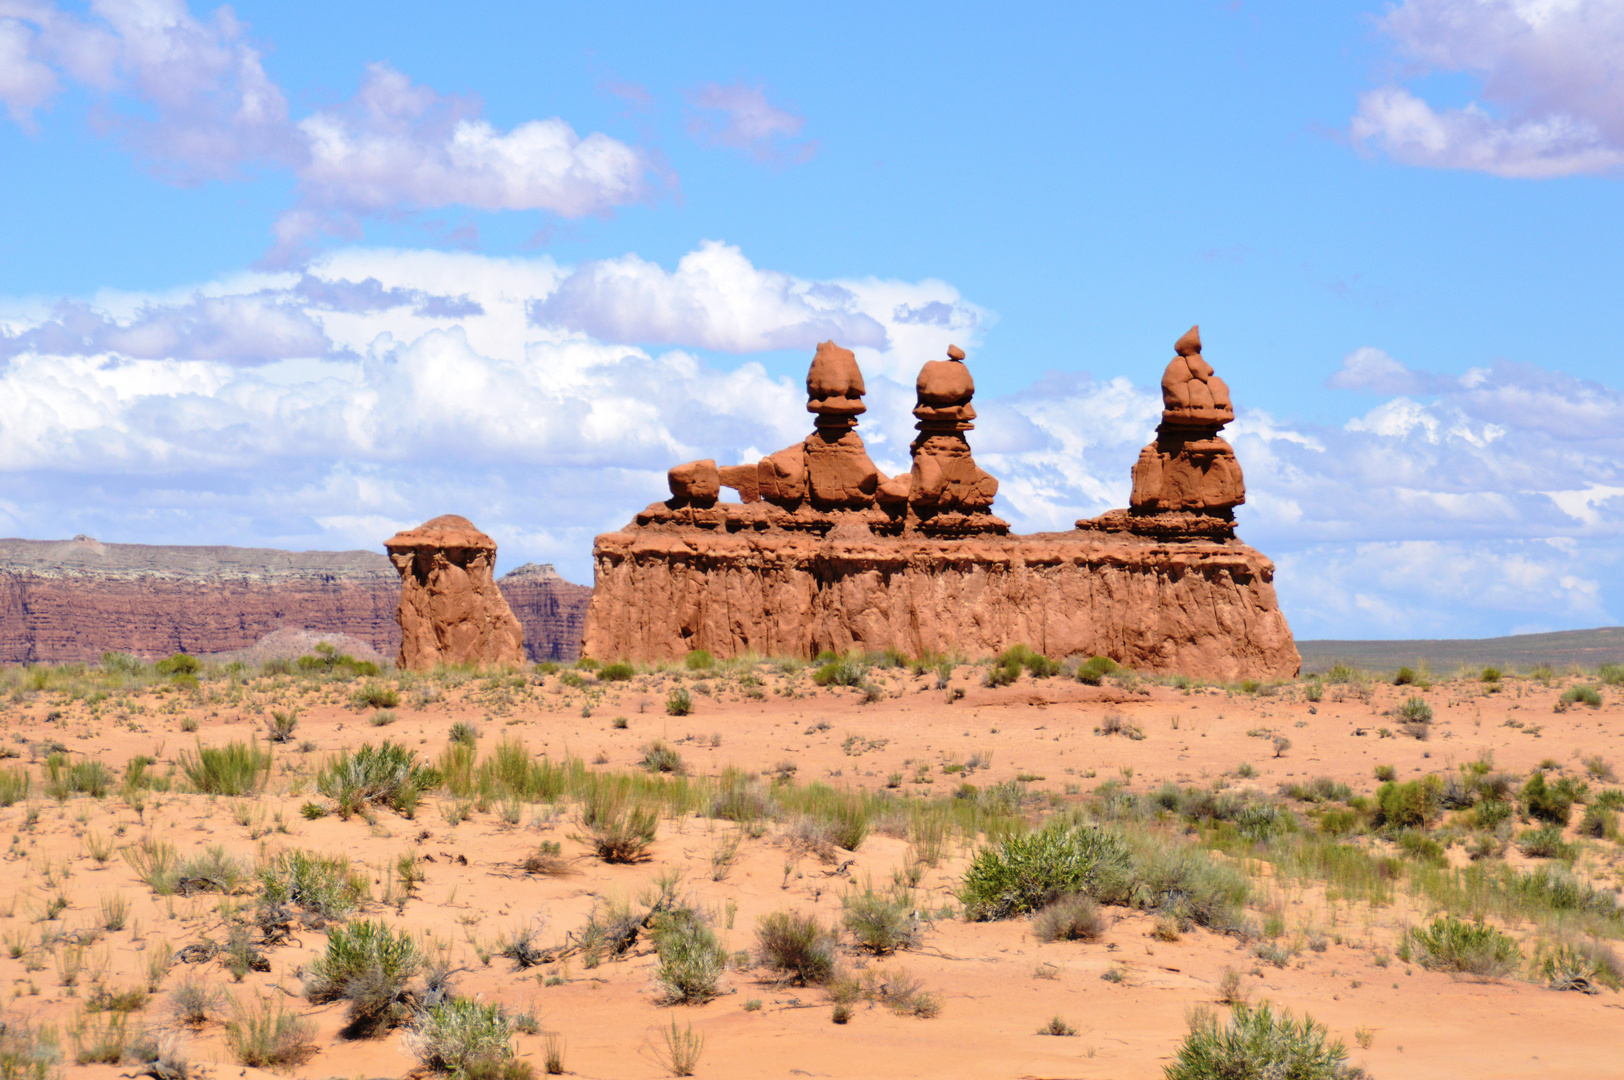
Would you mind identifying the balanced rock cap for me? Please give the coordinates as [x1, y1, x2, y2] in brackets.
[1174, 326, 1201, 357]
[806, 340, 866, 417]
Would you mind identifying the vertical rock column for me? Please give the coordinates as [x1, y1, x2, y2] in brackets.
[384, 515, 525, 670]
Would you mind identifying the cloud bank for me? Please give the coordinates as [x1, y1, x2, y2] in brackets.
[1352, 0, 1624, 177]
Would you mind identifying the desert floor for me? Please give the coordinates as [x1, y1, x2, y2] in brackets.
[2, 656, 1622, 1079]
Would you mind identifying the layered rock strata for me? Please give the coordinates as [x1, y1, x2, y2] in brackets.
[0, 536, 400, 664]
[384, 516, 525, 670]
[497, 563, 592, 662]
[585, 334, 1299, 679]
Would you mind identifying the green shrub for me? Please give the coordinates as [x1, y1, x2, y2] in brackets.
[828, 801, 869, 851]
[652, 910, 727, 1003]
[1397, 695, 1433, 725]
[640, 741, 684, 774]
[1561, 685, 1603, 709]
[1580, 805, 1616, 839]
[842, 891, 916, 954]
[1600, 663, 1624, 686]
[1517, 825, 1573, 860]
[1538, 941, 1623, 993]
[756, 911, 836, 985]
[180, 739, 271, 796]
[305, 919, 423, 1033]
[1410, 916, 1520, 978]
[317, 742, 439, 818]
[598, 662, 635, 682]
[984, 655, 1021, 687]
[1031, 893, 1106, 942]
[997, 644, 1061, 679]
[684, 650, 714, 671]
[407, 998, 515, 1075]
[1393, 666, 1416, 685]
[225, 993, 315, 1068]
[812, 661, 865, 688]
[259, 849, 368, 920]
[1397, 830, 1447, 867]
[155, 653, 201, 676]
[1372, 777, 1441, 831]
[0, 766, 30, 807]
[1075, 655, 1118, 686]
[45, 754, 113, 799]
[1303, 677, 1324, 702]
[579, 789, 657, 863]
[1166, 1002, 1353, 1080]
[665, 688, 694, 716]
[351, 683, 400, 709]
[960, 822, 1130, 921]
[1481, 666, 1502, 683]
[1521, 771, 1573, 826]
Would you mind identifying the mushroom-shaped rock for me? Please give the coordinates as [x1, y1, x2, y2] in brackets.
[668, 459, 722, 504]
[384, 515, 525, 670]
[806, 340, 867, 421]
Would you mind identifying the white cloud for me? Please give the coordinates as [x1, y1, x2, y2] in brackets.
[0, 3, 651, 259]
[1326, 346, 1429, 394]
[684, 81, 815, 165]
[1352, 0, 1624, 177]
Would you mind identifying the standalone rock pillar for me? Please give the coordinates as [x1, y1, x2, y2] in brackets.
[384, 515, 524, 670]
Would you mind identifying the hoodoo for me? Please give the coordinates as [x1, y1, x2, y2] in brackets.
[384, 515, 525, 670]
[584, 333, 1299, 680]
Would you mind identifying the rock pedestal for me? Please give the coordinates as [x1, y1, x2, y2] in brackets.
[383, 515, 525, 670]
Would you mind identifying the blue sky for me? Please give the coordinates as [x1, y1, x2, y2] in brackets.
[1, 0, 1621, 640]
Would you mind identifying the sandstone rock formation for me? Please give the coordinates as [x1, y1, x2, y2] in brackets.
[497, 563, 592, 662]
[585, 331, 1299, 680]
[0, 536, 400, 664]
[383, 516, 525, 670]
[1097, 326, 1246, 535]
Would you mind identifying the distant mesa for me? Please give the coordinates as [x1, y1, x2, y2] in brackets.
[384, 515, 525, 671]
[585, 332, 1300, 680]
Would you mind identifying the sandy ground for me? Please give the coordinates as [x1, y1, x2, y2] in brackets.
[3, 661, 1622, 1079]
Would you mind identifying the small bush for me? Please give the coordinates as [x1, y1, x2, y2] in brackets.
[1579, 805, 1616, 839]
[1032, 893, 1106, 942]
[351, 683, 400, 709]
[652, 911, 727, 1004]
[1303, 678, 1323, 702]
[171, 975, 226, 1026]
[265, 708, 298, 743]
[1521, 771, 1573, 826]
[1561, 685, 1603, 709]
[684, 649, 714, 670]
[1481, 666, 1502, 683]
[599, 662, 635, 682]
[225, 994, 315, 1068]
[1517, 825, 1573, 860]
[1372, 777, 1441, 831]
[305, 920, 423, 1034]
[317, 742, 439, 818]
[259, 849, 368, 921]
[1538, 941, 1623, 993]
[665, 688, 694, 716]
[155, 653, 201, 676]
[579, 790, 657, 863]
[0, 766, 30, 807]
[756, 911, 836, 985]
[1039, 1015, 1077, 1036]
[408, 998, 515, 1075]
[1075, 655, 1118, 685]
[180, 738, 271, 796]
[640, 741, 685, 774]
[813, 661, 865, 688]
[843, 891, 916, 954]
[1410, 916, 1520, 978]
[1396, 696, 1433, 737]
[658, 1017, 704, 1078]
[960, 822, 1130, 921]
[1166, 1003, 1353, 1080]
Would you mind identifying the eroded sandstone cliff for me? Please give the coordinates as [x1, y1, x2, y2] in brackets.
[498, 563, 591, 662]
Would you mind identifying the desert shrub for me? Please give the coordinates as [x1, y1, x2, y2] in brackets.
[812, 661, 865, 688]
[449, 721, 480, 746]
[179, 738, 270, 796]
[651, 910, 727, 1004]
[1104, 834, 1251, 931]
[1166, 1002, 1353, 1080]
[640, 741, 684, 774]
[174, 845, 250, 895]
[171, 975, 226, 1025]
[1393, 666, 1417, 685]
[351, 683, 400, 709]
[264, 708, 298, 743]
[960, 822, 1131, 920]
[1410, 916, 1520, 978]
[259, 849, 368, 921]
[1538, 941, 1623, 993]
[408, 998, 515, 1075]
[1075, 655, 1119, 685]
[1280, 777, 1352, 804]
[827, 800, 870, 850]
[707, 776, 776, 823]
[598, 662, 635, 682]
[578, 789, 657, 863]
[316, 742, 439, 818]
[225, 994, 315, 1068]
[1579, 806, 1616, 840]
[1517, 825, 1574, 860]
[1372, 777, 1441, 831]
[155, 653, 201, 676]
[102, 650, 144, 674]
[684, 649, 714, 671]
[1601, 663, 1624, 686]
[305, 919, 423, 1033]
[1521, 771, 1574, 826]
[665, 688, 693, 716]
[756, 911, 836, 985]
[1481, 666, 1502, 683]
[842, 891, 916, 954]
[658, 1017, 704, 1078]
[984, 655, 1021, 687]
[1032, 893, 1106, 942]
[1561, 685, 1603, 709]
[44, 754, 113, 799]
[999, 643, 1062, 679]
[1303, 677, 1323, 702]
[1397, 830, 1447, 867]
[0, 766, 30, 807]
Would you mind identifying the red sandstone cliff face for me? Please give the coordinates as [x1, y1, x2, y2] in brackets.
[0, 536, 590, 665]
[0, 537, 400, 664]
[498, 563, 590, 662]
[583, 528, 1300, 682]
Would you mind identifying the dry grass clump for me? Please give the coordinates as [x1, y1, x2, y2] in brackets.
[756, 911, 836, 985]
[1032, 893, 1106, 942]
[224, 994, 315, 1068]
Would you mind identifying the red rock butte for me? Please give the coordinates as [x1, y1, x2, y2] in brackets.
[584, 333, 1299, 680]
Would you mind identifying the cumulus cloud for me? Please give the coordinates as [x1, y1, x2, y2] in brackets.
[0, 2, 652, 259]
[1351, 0, 1624, 177]
[0, 294, 329, 363]
[685, 81, 816, 164]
